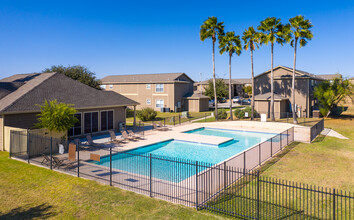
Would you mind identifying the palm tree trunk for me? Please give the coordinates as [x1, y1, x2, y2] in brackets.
[229, 54, 233, 120]
[251, 48, 255, 120]
[271, 43, 275, 121]
[292, 38, 298, 124]
[213, 40, 218, 120]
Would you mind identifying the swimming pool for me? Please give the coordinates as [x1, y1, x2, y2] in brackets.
[89, 128, 276, 182]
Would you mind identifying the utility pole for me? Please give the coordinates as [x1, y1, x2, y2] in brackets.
[200, 72, 202, 94]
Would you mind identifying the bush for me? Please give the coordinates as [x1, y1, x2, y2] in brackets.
[126, 109, 135, 118]
[215, 109, 228, 119]
[234, 107, 257, 119]
[137, 107, 157, 121]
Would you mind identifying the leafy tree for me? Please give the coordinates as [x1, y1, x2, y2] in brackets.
[219, 31, 242, 120]
[137, 107, 157, 121]
[215, 108, 228, 119]
[289, 15, 313, 124]
[242, 26, 261, 120]
[258, 17, 291, 121]
[204, 79, 228, 101]
[200, 17, 225, 120]
[243, 85, 252, 96]
[43, 65, 101, 90]
[314, 78, 353, 117]
[36, 100, 78, 136]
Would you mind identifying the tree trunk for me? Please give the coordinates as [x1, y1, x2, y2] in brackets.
[292, 38, 298, 124]
[213, 40, 218, 120]
[271, 43, 275, 121]
[251, 48, 255, 120]
[229, 53, 233, 120]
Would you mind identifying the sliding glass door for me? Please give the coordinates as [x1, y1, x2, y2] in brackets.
[101, 110, 114, 131]
[68, 113, 82, 136]
[84, 112, 98, 134]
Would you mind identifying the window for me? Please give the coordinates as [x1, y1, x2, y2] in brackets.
[101, 110, 114, 131]
[155, 84, 164, 92]
[146, 98, 151, 105]
[146, 84, 151, 89]
[100, 85, 106, 90]
[156, 99, 164, 108]
[84, 112, 99, 134]
[68, 113, 82, 136]
[109, 85, 113, 89]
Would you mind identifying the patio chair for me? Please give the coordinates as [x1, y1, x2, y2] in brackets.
[122, 130, 138, 141]
[75, 138, 90, 151]
[153, 122, 169, 131]
[158, 121, 171, 130]
[127, 130, 144, 139]
[109, 130, 126, 144]
[41, 154, 51, 166]
[53, 156, 76, 170]
[86, 134, 104, 148]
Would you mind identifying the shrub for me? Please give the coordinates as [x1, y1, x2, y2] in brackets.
[215, 108, 228, 119]
[234, 107, 257, 119]
[126, 108, 135, 118]
[137, 107, 157, 121]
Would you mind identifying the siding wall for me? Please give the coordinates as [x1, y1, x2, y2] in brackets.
[0, 115, 3, 150]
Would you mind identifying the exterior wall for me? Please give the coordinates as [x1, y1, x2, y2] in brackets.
[255, 100, 287, 119]
[0, 115, 3, 150]
[3, 126, 27, 152]
[254, 68, 314, 117]
[187, 99, 199, 112]
[109, 82, 193, 112]
[199, 99, 210, 112]
[4, 113, 39, 129]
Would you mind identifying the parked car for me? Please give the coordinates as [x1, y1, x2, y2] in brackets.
[242, 98, 251, 105]
[232, 96, 241, 103]
[219, 98, 227, 103]
[209, 99, 215, 106]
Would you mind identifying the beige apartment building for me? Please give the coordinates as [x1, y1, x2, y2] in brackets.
[254, 66, 327, 118]
[101, 73, 198, 112]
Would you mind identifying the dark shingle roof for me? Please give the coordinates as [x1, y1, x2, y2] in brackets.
[0, 73, 138, 114]
[195, 78, 244, 85]
[254, 92, 288, 101]
[255, 65, 324, 80]
[317, 73, 342, 80]
[183, 93, 209, 99]
[101, 73, 194, 84]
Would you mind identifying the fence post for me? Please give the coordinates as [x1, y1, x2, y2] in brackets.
[205, 113, 207, 122]
[257, 170, 260, 220]
[259, 144, 261, 166]
[142, 122, 144, 136]
[195, 161, 198, 210]
[110, 147, 112, 186]
[179, 114, 181, 125]
[224, 162, 227, 187]
[270, 138, 273, 157]
[287, 112, 288, 123]
[280, 131, 282, 150]
[27, 131, 30, 164]
[77, 141, 80, 177]
[173, 116, 175, 126]
[243, 152, 246, 175]
[333, 188, 336, 220]
[287, 129, 289, 145]
[50, 137, 53, 170]
[164, 118, 166, 126]
[149, 154, 152, 197]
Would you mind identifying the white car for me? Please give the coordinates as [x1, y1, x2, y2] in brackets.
[232, 96, 241, 103]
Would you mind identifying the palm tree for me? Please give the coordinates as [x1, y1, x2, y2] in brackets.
[219, 31, 242, 120]
[242, 27, 260, 120]
[200, 17, 225, 120]
[258, 17, 290, 121]
[289, 15, 313, 124]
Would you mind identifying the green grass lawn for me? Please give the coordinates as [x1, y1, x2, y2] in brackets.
[259, 103, 354, 191]
[0, 152, 228, 219]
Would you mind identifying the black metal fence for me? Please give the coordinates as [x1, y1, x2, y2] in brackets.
[202, 170, 354, 219]
[9, 127, 352, 219]
[310, 118, 325, 142]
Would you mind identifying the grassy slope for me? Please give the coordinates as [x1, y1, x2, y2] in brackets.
[0, 152, 227, 219]
[261, 104, 354, 191]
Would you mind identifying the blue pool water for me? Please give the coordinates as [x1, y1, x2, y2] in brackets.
[90, 128, 276, 182]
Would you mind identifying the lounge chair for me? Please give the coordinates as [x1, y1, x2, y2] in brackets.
[109, 130, 126, 144]
[41, 154, 51, 166]
[158, 121, 171, 130]
[127, 130, 144, 139]
[122, 130, 138, 141]
[86, 134, 104, 148]
[53, 156, 76, 170]
[153, 122, 169, 131]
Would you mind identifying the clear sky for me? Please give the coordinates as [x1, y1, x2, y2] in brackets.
[0, 0, 353, 81]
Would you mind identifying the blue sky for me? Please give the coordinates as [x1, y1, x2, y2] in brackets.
[0, 0, 353, 81]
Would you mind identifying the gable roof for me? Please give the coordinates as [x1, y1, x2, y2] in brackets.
[183, 92, 209, 99]
[195, 78, 243, 85]
[101, 72, 194, 84]
[317, 73, 342, 80]
[254, 92, 288, 101]
[255, 65, 324, 80]
[0, 73, 138, 114]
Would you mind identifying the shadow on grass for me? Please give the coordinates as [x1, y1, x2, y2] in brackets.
[0, 203, 54, 219]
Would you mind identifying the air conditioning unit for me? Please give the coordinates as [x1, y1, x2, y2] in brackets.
[119, 122, 126, 132]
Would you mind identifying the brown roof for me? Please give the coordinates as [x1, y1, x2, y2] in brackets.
[195, 78, 243, 85]
[0, 73, 138, 114]
[101, 73, 194, 84]
[254, 92, 288, 101]
[255, 65, 325, 80]
[317, 73, 342, 80]
[183, 92, 209, 99]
